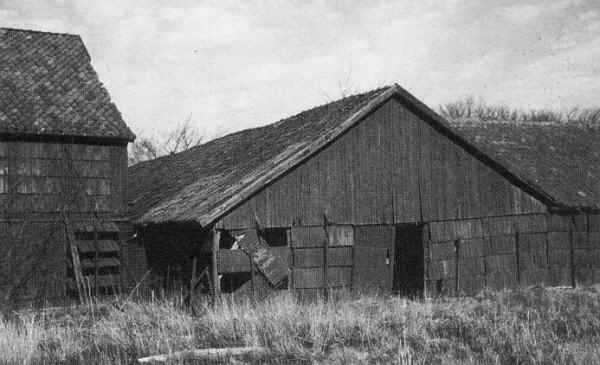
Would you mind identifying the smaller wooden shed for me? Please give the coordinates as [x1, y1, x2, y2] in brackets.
[0, 28, 137, 306]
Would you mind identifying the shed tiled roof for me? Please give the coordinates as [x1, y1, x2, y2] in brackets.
[450, 119, 600, 210]
[0, 28, 134, 141]
[128, 84, 600, 226]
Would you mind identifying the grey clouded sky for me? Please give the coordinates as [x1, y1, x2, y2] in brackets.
[1, 0, 599, 140]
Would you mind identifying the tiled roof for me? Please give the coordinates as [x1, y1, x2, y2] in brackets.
[450, 119, 600, 210]
[128, 84, 600, 226]
[0, 28, 134, 141]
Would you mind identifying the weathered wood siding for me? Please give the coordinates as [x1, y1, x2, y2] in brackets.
[0, 140, 130, 304]
[0, 141, 127, 215]
[425, 213, 600, 296]
[218, 99, 546, 229]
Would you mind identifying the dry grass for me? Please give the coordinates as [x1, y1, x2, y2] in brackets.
[1, 287, 600, 364]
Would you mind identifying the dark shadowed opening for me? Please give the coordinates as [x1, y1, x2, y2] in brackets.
[393, 223, 424, 297]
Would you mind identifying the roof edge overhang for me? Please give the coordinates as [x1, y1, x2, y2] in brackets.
[137, 83, 588, 227]
[0, 132, 134, 145]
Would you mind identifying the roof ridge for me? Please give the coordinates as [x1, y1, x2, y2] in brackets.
[0, 27, 79, 37]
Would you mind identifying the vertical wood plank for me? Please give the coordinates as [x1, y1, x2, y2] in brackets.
[212, 228, 221, 298]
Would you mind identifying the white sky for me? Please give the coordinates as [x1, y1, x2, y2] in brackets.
[1, 0, 599, 140]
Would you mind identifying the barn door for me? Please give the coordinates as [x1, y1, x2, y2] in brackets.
[393, 223, 424, 297]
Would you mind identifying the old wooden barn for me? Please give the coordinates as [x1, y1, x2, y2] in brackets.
[0, 28, 138, 306]
[128, 84, 600, 298]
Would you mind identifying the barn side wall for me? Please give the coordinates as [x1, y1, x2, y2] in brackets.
[218, 98, 546, 230]
[426, 212, 600, 296]
[0, 140, 131, 305]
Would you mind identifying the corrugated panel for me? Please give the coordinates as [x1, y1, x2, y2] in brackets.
[485, 216, 517, 235]
[459, 257, 485, 276]
[549, 215, 571, 232]
[430, 242, 456, 261]
[292, 248, 323, 268]
[486, 270, 517, 290]
[588, 214, 600, 232]
[353, 247, 387, 267]
[218, 250, 252, 273]
[292, 268, 323, 288]
[327, 267, 352, 287]
[459, 238, 485, 258]
[328, 247, 353, 266]
[485, 254, 517, 272]
[327, 225, 354, 246]
[548, 232, 569, 250]
[354, 225, 394, 248]
[572, 231, 590, 249]
[428, 259, 454, 280]
[431, 219, 485, 241]
[292, 267, 352, 288]
[290, 226, 327, 248]
[515, 214, 548, 233]
[489, 235, 516, 255]
[293, 247, 353, 268]
[353, 267, 390, 293]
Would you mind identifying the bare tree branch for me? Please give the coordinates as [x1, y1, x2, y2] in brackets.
[128, 116, 204, 165]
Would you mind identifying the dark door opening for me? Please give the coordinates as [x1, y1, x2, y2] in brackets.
[393, 223, 424, 297]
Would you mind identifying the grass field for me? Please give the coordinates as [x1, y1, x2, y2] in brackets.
[1, 287, 600, 364]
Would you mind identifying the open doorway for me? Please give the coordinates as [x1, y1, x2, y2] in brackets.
[393, 223, 424, 297]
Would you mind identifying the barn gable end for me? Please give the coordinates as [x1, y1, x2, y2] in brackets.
[218, 98, 547, 229]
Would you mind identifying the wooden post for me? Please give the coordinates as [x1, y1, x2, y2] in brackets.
[454, 239, 460, 294]
[63, 213, 85, 304]
[569, 218, 575, 288]
[249, 251, 255, 300]
[212, 228, 221, 299]
[515, 227, 520, 287]
[322, 214, 329, 300]
[289, 229, 295, 293]
[93, 225, 99, 298]
[190, 256, 197, 300]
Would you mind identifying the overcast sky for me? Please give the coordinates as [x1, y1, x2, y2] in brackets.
[1, 0, 599, 140]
